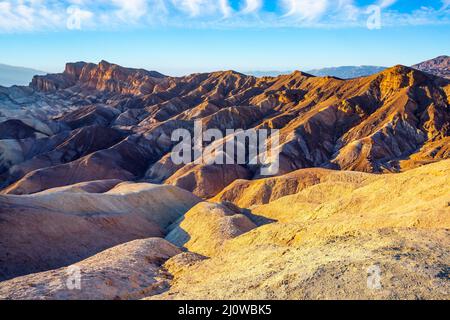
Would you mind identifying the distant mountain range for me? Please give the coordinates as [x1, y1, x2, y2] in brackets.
[307, 65, 387, 78]
[244, 70, 293, 77]
[245, 66, 387, 79]
[412, 55, 450, 79]
[0, 64, 46, 87]
[246, 56, 450, 79]
[2, 56, 449, 87]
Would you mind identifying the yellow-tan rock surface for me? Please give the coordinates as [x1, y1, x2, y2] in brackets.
[151, 160, 450, 300]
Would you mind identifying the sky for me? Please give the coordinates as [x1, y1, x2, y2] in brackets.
[0, 0, 449, 75]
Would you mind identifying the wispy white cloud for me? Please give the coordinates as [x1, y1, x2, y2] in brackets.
[0, 0, 64, 32]
[282, 0, 329, 20]
[378, 0, 397, 8]
[0, 0, 449, 32]
[241, 0, 262, 14]
[112, 0, 148, 20]
[334, 0, 359, 21]
[219, 0, 232, 17]
[172, 0, 202, 17]
[171, 0, 231, 18]
[278, 0, 395, 23]
[381, 5, 450, 27]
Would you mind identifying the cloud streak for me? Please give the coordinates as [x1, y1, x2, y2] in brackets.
[241, 0, 262, 14]
[0, 0, 449, 32]
[282, 0, 329, 20]
[112, 0, 148, 19]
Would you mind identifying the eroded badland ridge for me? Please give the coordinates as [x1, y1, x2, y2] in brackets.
[0, 58, 449, 299]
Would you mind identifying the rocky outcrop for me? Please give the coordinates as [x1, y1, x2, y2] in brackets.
[2, 61, 450, 197]
[3, 126, 124, 186]
[153, 160, 450, 300]
[165, 202, 257, 256]
[3, 62, 450, 196]
[165, 163, 252, 199]
[213, 168, 373, 208]
[0, 238, 181, 300]
[0, 119, 41, 140]
[0, 182, 200, 280]
[2, 133, 164, 195]
[34, 179, 122, 194]
[32, 61, 166, 94]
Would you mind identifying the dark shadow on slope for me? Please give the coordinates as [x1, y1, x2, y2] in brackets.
[221, 200, 277, 227]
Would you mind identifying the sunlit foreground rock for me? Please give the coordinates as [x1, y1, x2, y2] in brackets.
[152, 160, 450, 300]
[1, 160, 448, 300]
[166, 202, 258, 257]
[0, 238, 181, 300]
[0, 182, 200, 281]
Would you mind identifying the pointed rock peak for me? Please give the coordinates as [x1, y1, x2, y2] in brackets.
[378, 64, 430, 79]
[64, 62, 88, 78]
[376, 64, 432, 91]
[98, 60, 114, 70]
[206, 70, 250, 84]
[95, 60, 166, 78]
[273, 70, 315, 83]
[212, 70, 247, 78]
[65, 61, 88, 70]
[382, 64, 412, 74]
[225, 70, 245, 76]
[417, 55, 450, 63]
[99, 60, 112, 65]
[291, 70, 314, 78]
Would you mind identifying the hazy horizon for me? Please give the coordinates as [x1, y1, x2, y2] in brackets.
[1, 56, 446, 78]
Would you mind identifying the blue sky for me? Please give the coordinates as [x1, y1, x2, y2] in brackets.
[0, 0, 449, 75]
